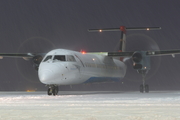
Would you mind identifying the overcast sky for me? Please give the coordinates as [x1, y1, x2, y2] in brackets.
[0, 0, 180, 91]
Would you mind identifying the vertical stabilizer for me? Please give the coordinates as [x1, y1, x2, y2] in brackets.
[119, 26, 126, 52]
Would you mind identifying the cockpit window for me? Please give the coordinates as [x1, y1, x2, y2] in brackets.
[53, 55, 66, 61]
[67, 55, 76, 62]
[43, 55, 76, 62]
[43, 55, 52, 62]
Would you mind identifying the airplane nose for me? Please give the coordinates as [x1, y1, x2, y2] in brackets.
[38, 63, 66, 84]
[39, 69, 54, 83]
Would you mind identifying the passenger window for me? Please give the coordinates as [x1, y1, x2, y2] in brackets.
[67, 55, 76, 62]
[53, 55, 66, 61]
[43, 56, 52, 62]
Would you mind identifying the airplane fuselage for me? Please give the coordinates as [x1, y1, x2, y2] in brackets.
[38, 49, 127, 85]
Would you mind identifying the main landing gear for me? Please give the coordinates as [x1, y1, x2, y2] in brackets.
[47, 85, 59, 96]
[138, 70, 149, 93]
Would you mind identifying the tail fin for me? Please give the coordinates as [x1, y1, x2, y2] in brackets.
[119, 26, 126, 52]
[119, 26, 126, 61]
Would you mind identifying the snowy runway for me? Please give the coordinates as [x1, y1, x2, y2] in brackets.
[0, 91, 180, 120]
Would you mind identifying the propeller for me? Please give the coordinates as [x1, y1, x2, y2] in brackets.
[15, 37, 56, 83]
[124, 33, 161, 83]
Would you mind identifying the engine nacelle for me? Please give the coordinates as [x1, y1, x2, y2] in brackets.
[33, 55, 43, 71]
[132, 51, 150, 70]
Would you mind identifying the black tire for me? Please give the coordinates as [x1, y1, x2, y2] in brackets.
[52, 88, 56, 96]
[47, 88, 52, 95]
[145, 85, 149, 93]
[140, 84, 144, 93]
[56, 86, 59, 94]
[52, 87, 58, 96]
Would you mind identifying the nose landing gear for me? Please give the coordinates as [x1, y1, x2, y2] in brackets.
[47, 85, 58, 96]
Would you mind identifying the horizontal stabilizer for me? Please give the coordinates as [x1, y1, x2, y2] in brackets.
[88, 27, 161, 32]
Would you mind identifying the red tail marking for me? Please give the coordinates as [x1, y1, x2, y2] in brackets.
[120, 26, 126, 33]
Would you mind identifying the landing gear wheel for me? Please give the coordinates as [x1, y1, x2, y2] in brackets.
[140, 84, 144, 93]
[53, 86, 58, 96]
[138, 70, 149, 93]
[56, 86, 59, 94]
[47, 86, 59, 96]
[47, 88, 52, 95]
[145, 85, 149, 93]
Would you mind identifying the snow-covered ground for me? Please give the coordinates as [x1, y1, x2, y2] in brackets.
[0, 91, 180, 120]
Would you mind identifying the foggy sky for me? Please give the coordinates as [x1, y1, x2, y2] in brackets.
[0, 0, 180, 91]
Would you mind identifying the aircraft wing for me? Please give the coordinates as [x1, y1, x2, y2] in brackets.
[146, 49, 180, 56]
[0, 53, 34, 58]
[108, 49, 180, 57]
[0, 53, 46, 60]
[108, 52, 134, 57]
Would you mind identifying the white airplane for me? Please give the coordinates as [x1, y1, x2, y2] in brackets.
[1, 26, 180, 95]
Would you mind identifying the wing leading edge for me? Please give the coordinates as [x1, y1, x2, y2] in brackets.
[108, 49, 180, 57]
[1, 49, 180, 59]
[0, 53, 46, 60]
[0, 53, 35, 58]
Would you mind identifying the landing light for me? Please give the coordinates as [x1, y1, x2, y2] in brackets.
[99, 29, 102, 32]
[147, 28, 150, 30]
